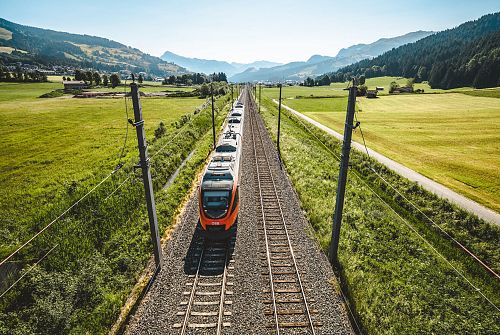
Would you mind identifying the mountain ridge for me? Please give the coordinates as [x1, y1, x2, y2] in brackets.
[160, 51, 282, 76]
[0, 18, 188, 76]
[229, 30, 434, 82]
[329, 13, 500, 89]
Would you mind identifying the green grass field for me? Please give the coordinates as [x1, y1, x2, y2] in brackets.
[266, 89, 500, 212]
[0, 82, 205, 250]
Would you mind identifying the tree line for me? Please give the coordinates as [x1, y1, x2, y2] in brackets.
[0, 65, 48, 83]
[73, 69, 121, 88]
[301, 74, 331, 87]
[326, 13, 500, 89]
[162, 72, 227, 85]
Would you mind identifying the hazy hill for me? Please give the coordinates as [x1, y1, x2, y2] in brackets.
[330, 13, 500, 89]
[229, 30, 433, 82]
[0, 18, 188, 76]
[160, 50, 282, 76]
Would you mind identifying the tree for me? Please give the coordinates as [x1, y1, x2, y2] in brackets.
[356, 84, 367, 96]
[406, 78, 415, 91]
[303, 77, 315, 87]
[389, 81, 399, 93]
[74, 70, 83, 81]
[138, 74, 143, 83]
[93, 72, 101, 86]
[317, 74, 331, 86]
[110, 74, 121, 88]
[199, 83, 210, 97]
[85, 71, 93, 85]
[102, 74, 108, 87]
[416, 66, 427, 83]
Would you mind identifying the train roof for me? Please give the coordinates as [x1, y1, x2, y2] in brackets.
[201, 179, 233, 191]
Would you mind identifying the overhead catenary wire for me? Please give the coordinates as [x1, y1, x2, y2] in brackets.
[0, 243, 59, 299]
[149, 95, 218, 161]
[275, 100, 499, 312]
[353, 109, 499, 280]
[0, 80, 138, 268]
[0, 170, 118, 268]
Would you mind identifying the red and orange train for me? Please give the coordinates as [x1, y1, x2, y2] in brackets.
[198, 98, 245, 237]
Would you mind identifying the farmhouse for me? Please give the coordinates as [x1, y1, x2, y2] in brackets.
[63, 80, 87, 91]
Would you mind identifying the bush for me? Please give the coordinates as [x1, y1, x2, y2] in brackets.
[39, 90, 64, 98]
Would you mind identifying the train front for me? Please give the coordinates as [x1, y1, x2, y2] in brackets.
[198, 146, 239, 238]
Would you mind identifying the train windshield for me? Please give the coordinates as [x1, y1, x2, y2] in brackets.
[203, 190, 230, 210]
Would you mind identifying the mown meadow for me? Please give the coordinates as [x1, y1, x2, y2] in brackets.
[258, 95, 499, 334]
[263, 83, 500, 212]
[0, 81, 232, 334]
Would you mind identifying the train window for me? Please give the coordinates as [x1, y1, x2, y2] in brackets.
[228, 119, 240, 123]
[203, 191, 230, 210]
[216, 145, 236, 152]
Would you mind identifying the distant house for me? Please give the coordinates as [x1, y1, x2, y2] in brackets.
[366, 90, 378, 98]
[63, 80, 87, 91]
[376, 86, 384, 91]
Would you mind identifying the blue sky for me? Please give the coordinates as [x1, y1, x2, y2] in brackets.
[0, 0, 498, 63]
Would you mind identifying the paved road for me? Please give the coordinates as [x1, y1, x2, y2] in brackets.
[273, 99, 500, 226]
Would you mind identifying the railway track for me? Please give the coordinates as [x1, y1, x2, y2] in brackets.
[247, 89, 321, 334]
[173, 234, 236, 334]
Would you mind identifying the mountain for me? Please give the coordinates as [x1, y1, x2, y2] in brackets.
[0, 18, 188, 76]
[229, 30, 434, 82]
[160, 50, 282, 76]
[330, 12, 500, 89]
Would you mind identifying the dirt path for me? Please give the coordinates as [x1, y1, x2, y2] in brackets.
[273, 99, 500, 227]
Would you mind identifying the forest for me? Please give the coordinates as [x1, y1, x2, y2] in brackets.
[328, 13, 500, 89]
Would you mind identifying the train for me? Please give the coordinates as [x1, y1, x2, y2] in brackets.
[197, 97, 245, 238]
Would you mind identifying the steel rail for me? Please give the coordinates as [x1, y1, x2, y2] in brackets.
[248, 90, 280, 335]
[216, 241, 230, 335]
[247, 88, 316, 334]
[180, 238, 205, 335]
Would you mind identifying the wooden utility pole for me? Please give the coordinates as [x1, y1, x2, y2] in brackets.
[130, 83, 162, 269]
[329, 82, 357, 265]
[211, 82, 216, 149]
[277, 83, 282, 158]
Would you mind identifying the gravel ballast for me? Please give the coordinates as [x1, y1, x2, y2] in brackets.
[124, 88, 355, 335]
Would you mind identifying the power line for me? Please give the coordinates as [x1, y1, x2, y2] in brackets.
[149, 95, 216, 161]
[104, 174, 133, 201]
[279, 103, 499, 311]
[354, 172, 500, 312]
[0, 171, 115, 268]
[354, 110, 499, 280]
[0, 244, 59, 299]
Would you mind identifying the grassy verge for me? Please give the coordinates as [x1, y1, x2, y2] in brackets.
[0, 93, 231, 334]
[258, 96, 499, 334]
